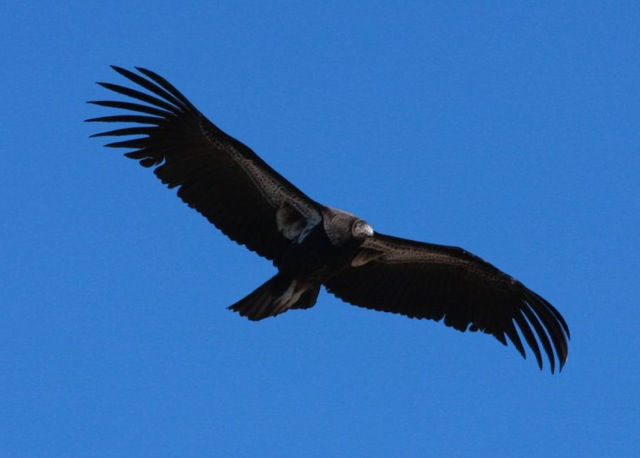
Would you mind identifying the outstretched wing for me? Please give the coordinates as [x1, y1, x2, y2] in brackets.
[87, 66, 323, 262]
[324, 233, 570, 372]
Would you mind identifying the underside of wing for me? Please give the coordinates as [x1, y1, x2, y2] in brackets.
[87, 66, 322, 262]
[324, 233, 570, 372]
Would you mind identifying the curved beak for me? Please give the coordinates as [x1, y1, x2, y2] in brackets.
[363, 223, 374, 237]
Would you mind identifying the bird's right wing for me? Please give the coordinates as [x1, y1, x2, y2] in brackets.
[324, 232, 570, 372]
[87, 66, 323, 262]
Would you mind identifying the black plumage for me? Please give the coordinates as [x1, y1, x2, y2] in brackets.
[88, 66, 570, 372]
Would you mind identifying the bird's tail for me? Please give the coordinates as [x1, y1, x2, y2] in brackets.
[228, 273, 320, 321]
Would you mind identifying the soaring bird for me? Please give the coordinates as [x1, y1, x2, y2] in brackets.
[88, 66, 570, 372]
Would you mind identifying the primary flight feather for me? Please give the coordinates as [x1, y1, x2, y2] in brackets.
[88, 66, 570, 372]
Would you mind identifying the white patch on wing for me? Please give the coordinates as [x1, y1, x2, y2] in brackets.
[276, 203, 307, 239]
[351, 249, 383, 267]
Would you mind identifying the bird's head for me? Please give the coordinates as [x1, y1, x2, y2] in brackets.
[323, 208, 374, 246]
[352, 219, 374, 240]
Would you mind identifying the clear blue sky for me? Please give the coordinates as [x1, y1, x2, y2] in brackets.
[2, 1, 639, 457]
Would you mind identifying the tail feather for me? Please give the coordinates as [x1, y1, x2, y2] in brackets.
[228, 274, 320, 321]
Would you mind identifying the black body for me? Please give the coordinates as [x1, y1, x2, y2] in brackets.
[88, 66, 570, 372]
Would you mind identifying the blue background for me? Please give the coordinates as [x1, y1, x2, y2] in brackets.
[2, 2, 639, 456]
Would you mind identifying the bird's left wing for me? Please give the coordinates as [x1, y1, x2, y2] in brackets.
[324, 232, 570, 372]
[87, 66, 323, 262]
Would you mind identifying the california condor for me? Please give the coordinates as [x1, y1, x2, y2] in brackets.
[88, 66, 570, 372]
